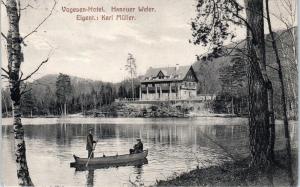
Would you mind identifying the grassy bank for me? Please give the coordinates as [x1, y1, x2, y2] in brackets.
[156, 150, 298, 186]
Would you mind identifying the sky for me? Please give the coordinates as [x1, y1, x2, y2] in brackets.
[0, 0, 297, 83]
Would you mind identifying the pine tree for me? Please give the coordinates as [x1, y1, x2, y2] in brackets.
[55, 73, 72, 116]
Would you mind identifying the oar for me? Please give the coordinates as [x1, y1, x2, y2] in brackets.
[85, 139, 98, 168]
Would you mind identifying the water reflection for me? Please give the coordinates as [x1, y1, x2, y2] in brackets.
[86, 169, 94, 187]
[2, 121, 296, 159]
[132, 164, 144, 186]
[1, 118, 297, 186]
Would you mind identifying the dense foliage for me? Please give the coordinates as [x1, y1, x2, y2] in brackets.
[192, 28, 297, 119]
[2, 74, 140, 117]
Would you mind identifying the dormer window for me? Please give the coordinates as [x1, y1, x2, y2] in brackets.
[157, 71, 164, 79]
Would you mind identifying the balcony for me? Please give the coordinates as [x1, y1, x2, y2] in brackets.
[180, 85, 197, 90]
[141, 86, 178, 93]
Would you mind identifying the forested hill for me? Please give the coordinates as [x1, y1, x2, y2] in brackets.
[192, 27, 297, 118]
[2, 73, 140, 116]
[30, 74, 107, 96]
[192, 27, 297, 94]
[192, 39, 247, 95]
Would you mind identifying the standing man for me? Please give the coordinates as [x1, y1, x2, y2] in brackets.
[86, 128, 96, 158]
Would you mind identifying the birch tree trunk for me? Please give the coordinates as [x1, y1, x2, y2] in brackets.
[245, 0, 273, 168]
[6, 0, 33, 185]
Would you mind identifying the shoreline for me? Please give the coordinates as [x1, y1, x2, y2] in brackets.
[1, 116, 296, 126]
[1, 116, 250, 126]
[1, 113, 238, 119]
[155, 149, 298, 186]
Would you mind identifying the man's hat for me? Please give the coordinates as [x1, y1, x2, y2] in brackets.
[88, 128, 94, 131]
[136, 138, 141, 141]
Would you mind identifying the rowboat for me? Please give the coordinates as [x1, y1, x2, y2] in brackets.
[70, 150, 148, 167]
[71, 158, 148, 171]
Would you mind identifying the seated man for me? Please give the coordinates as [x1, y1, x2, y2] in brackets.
[130, 138, 143, 154]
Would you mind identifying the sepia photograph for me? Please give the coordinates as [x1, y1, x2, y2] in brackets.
[0, 0, 298, 186]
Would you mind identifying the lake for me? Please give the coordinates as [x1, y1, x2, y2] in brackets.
[1, 117, 298, 186]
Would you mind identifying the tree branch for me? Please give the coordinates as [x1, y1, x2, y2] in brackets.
[229, 11, 254, 37]
[1, 32, 7, 41]
[1, 67, 9, 75]
[20, 89, 31, 96]
[19, 70, 23, 80]
[20, 88, 32, 96]
[20, 4, 35, 11]
[20, 59, 49, 82]
[1, 74, 9, 79]
[1, 0, 6, 7]
[266, 64, 279, 72]
[20, 49, 53, 82]
[22, 0, 57, 41]
[221, 39, 246, 56]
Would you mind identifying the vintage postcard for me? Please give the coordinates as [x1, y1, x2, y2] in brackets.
[0, 0, 298, 186]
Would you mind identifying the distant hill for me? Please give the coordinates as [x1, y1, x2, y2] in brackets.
[30, 74, 106, 95]
[191, 27, 297, 118]
[192, 27, 297, 95]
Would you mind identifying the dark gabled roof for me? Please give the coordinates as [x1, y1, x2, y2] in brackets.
[141, 65, 196, 83]
[144, 65, 190, 79]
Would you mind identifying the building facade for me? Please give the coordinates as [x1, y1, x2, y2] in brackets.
[139, 65, 199, 101]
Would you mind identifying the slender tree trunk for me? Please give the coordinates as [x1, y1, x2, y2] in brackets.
[131, 75, 134, 99]
[231, 97, 234, 115]
[64, 102, 67, 116]
[267, 81, 275, 161]
[2, 94, 9, 117]
[245, 0, 273, 168]
[93, 96, 96, 116]
[6, 0, 33, 185]
[60, 104, 64, 116]
[12, 102, 14, 118]
[285, 69, 296, 118]
[266, 1, 294, 184]
[278, 36, 298, 118]
[81, 102, 84, 115]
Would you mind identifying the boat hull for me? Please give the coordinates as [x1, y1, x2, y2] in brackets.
[71, 150, 148, 166]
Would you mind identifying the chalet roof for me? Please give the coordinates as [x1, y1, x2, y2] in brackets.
[141, 65, 193, 83]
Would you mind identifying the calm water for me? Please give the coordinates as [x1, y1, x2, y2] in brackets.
[1, 117, 298, 186]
